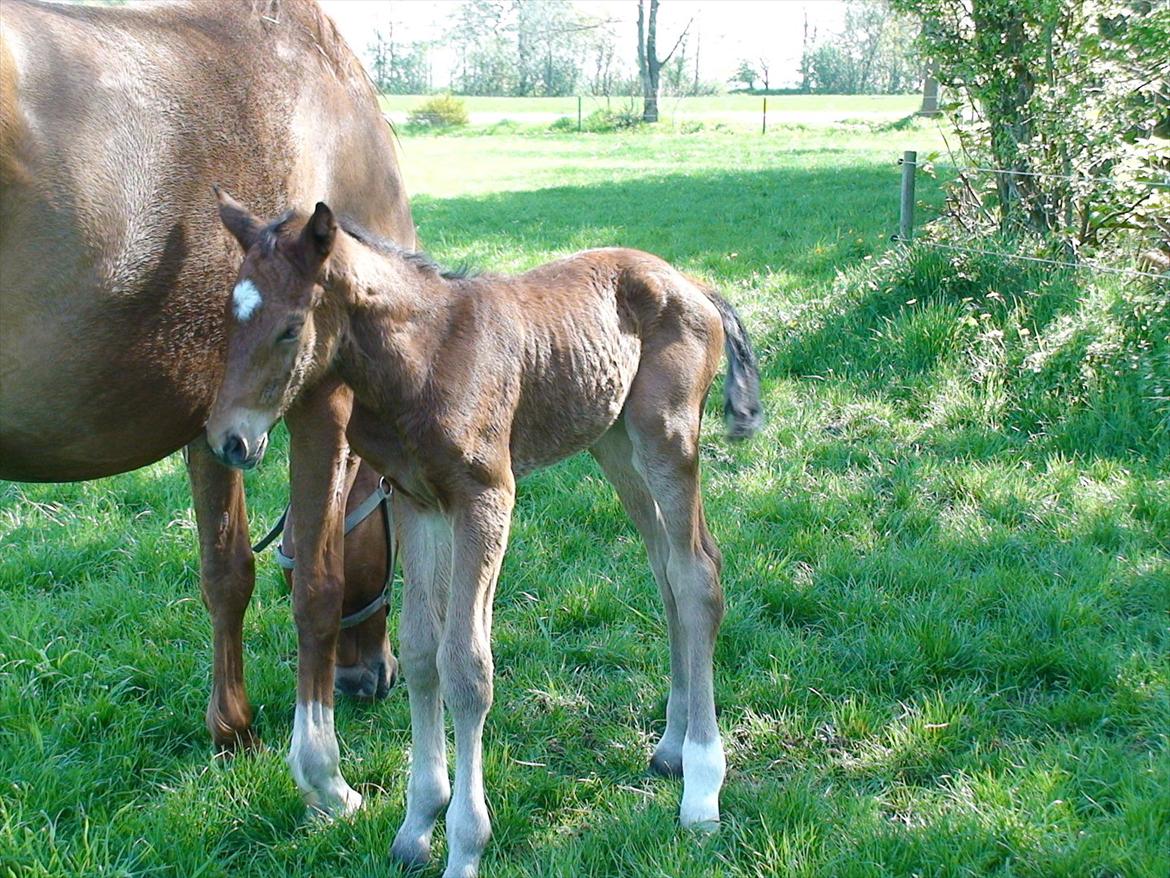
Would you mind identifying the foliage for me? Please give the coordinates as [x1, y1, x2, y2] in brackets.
[368, 23, 430, 95]
[895, 0, 1170, 257]
[406, 93, 469, 128]
[449, 0, 588, 97]
[3, 127, 1167, 877]
[801, 0, 922, 94]
[580, 107, 643, 132]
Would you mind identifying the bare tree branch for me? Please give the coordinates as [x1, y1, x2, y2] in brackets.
[660, 16, 694, 66]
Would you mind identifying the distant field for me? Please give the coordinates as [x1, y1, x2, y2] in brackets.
[3, 121, 1166, 878]
[380, 93, 921, 126]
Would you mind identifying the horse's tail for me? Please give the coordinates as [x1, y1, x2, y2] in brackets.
[705, 288, 764, 441]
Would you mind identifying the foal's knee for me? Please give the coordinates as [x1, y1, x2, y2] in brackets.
[438, 637, 494, 717]
[670, 551, 724, 632]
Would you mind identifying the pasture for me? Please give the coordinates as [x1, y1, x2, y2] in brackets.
[2, 120, 1167, 877]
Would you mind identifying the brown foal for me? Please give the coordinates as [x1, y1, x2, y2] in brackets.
[205, 193, 762, 878]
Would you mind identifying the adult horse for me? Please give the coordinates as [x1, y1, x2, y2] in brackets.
[0, 0, 411, 756]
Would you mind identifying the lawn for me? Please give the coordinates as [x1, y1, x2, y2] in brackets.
[380, 93, 920, 125]
[1, 120, 1167, 878]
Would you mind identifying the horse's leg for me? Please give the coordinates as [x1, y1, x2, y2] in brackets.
[390, 497, 452, 869]
[590, 422, 689, 777]
[283, 377, 361, 817]
[624, 363, 726, 830]
[440, 482, 514, 878]
[334, 456, 398, 700]
[186, 438, 257, 751]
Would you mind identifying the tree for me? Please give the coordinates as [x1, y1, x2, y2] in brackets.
[636, 0, 691, 122]
[758, 57, 772, 92]
[731, 59, 758, 91]
[894, 0, 1169, 251]
[801, 0, 919, 94]
[368, 21, 431, 95]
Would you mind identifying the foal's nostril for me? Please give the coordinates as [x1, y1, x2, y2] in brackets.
[222, 433, 249, 467]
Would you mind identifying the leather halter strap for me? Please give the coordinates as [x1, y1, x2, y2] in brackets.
[252, 479, 396, 630]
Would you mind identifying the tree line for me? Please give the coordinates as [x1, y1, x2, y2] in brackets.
[368, 0, 922, 100]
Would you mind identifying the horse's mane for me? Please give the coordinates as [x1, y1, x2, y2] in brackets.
[251, 0, 376, 94]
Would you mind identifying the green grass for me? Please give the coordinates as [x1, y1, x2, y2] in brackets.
[381, 94, 920, 132]
[2, 123, 1168, 878]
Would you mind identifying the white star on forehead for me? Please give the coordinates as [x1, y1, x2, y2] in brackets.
[233, 279, 262, 321]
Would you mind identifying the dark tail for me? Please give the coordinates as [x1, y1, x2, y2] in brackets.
[706, 290, 763, 441]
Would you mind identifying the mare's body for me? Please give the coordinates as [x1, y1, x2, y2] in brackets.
[0, 0, 413, 744]
[207, 200, 763, 878]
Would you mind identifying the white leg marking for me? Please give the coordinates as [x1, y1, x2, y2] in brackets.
[287, 701, 362, 817]
[233, 279, 263, 321]
[680, 736, 725, 828]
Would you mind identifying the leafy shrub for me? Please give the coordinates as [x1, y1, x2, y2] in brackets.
[549, 116, 576, 132]
[581, 108, 641, 133]
[774, 239, 1170, 459]
[407, 94, 469, 129]
[679, 120, 705, 134]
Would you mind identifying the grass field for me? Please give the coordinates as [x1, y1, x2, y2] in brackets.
[2, 119, 1167, 878]
[379, 93, 920, 127]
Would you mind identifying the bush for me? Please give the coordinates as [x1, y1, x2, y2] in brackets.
[679, 120, 705, 134]
[549, 116, 576, 132]
[581, 108, 641, 133]
[407, 94, 469, 129]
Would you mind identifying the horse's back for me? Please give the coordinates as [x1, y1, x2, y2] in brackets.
[0, 0, 412, 481]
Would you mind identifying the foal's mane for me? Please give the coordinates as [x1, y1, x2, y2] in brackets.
[337, 217, 475, 281]
[255, 211, 474, 282]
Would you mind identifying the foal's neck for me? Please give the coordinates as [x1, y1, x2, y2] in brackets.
[330, 239, 454, 404]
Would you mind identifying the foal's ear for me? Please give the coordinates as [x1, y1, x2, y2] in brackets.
[300, 201, 337, 265]
[214, 186, 262, 251]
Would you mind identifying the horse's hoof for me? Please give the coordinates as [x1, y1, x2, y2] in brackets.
[211, 726, 261, 756]
[335, 654, 398, 701]
[649, 751, 683, 778]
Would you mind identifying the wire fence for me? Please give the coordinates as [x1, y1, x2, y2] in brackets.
[900, 159, 1170, 191]
[894, 151, 1170, 282]
[891, 237, 1169, 280]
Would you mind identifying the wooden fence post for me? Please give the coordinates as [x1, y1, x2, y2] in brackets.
[899, 150, 917, 241]
[577, 95, 582, 132]
[762, 97, 767, 135]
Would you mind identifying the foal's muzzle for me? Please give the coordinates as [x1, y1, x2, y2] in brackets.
[212, 431, 269, 470]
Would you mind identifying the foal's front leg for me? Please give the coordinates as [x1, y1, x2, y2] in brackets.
[440, 482, 514, 878]
[284, 379, 362, 817]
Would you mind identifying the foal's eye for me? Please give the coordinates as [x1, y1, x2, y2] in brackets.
[277, 322, 303, 344]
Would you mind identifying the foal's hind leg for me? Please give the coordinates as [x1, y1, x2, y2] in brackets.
[390, 499, 452, 869]
[624, 376, 726, 828]
[591, 423, 689, 776]
[186, 439, 257, 751]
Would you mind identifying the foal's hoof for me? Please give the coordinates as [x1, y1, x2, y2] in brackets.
[649, 750, 684, 779]
[389, 834, 432, 871]
[684, 818, 721, 835]
[306, 784, 363, 821]
[335, 654, 398, 701]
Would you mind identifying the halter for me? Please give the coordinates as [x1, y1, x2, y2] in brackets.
[253, 477, 395, 629]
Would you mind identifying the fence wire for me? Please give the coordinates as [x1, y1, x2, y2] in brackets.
[892, 236, 1169, 281]
[900, 160, 1170, 191]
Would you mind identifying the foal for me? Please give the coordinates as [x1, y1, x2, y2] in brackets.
[205, 192, 762, 878]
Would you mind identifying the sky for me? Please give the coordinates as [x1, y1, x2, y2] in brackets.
[318, 1, 850, 89]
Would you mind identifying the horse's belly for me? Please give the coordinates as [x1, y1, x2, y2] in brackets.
[510, 331, 641, 477]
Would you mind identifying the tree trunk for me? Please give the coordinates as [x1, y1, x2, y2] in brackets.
[640, 0, 661, 122]
[919, 69, 940, 116]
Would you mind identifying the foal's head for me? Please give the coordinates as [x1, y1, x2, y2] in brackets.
[206, 189, 341, 469]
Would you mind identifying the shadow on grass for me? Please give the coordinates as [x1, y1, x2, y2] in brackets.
[412, 161, 930, 288]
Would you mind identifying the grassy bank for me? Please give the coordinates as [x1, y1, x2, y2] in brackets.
[2, 124, 1166, 877]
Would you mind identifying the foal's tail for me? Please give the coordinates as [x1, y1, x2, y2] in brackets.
[705, 289, 764, 441]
